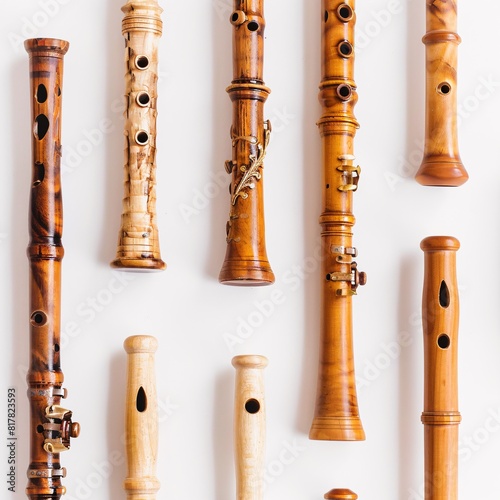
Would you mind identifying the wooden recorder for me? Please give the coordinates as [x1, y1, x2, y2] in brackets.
[415, 0, 468, 186]
[219, 0, 274, 286]
[420, 236, 461, 499]
[232, 355, 267, 499]
[25, 38, 80, 500]
[111, 0, 166, 271]
[124, 335, 160, 500]
[309, 0, 366, 442]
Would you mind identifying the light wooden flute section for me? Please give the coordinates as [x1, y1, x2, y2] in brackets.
[124, 335, 160, 500]
[324, 489, 358, 500]
[415, 0, 468, 186]
[309, 0, 366, 442]
[232, 355, 267, 500]
[420, 236, 461, 500]
[219, 0, 274, 286]
[111, 0, 166, 271]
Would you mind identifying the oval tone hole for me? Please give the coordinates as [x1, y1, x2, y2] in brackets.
[37, 425, 44, 433]
[33, 162, 45, 187]
[136, 386, 147, 412]
[54, 344, 60, 353]
[34, 114, 50, 140]
[245, 398, 261, 414]
[338, 41, 353, 57]
[135, 55, 150, 70]
[30, 311, 47, 327]
[324, 10, 329, 22]
[439, 280, 450, 308]
[135, 131, 149, 145]
[230, 10, 246, 25]
[136, 92, 151, 107]
[437, 82, 451, 95]
[337, 4, 354, 21]
[337, 84, 352, 100]
[437, 334, 451, 350]
[36, 84, 47, 103]
[247, 20, 259, 31]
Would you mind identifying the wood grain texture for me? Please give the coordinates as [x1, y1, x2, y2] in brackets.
[111, 0, 166, 272]
[219, 0, 274, 286]
[232, 355, 267, 500]
[324, 489, 358, 500]
[124, 335, 160, 500]
[309, 0, 366, 442]
[25, 38, 80, 500]
[420, 236, 461, 500]
[415, 0, 468, 186]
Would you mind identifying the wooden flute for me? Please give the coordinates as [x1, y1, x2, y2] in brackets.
[25, 38, 80, 500]
[232, 355, 267, 499]
[415, 0, 468, 186]
[420, 236, 461, 499]
[324, 489, 358, 500]
[309, 0, 366, 442]
[124, 336, 160, 500]
[111, 0, 166, 271]
[219, 0, 274, 286]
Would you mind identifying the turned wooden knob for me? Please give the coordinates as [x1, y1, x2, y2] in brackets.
[70, 422, 80, 438]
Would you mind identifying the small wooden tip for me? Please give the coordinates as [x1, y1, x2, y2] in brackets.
[24, 38, 70, 55]
[420, 236, 460, 252]
[309, 416, 365, 441]
[232, 355, 268, 369]
[110, 257, 166, 272]
[124, 335, 158, 354]
[415, 159, 468, 187]
[219, 261, 275, 286]
[325, 489, 358, 500]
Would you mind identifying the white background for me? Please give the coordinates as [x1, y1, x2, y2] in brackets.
[1, 0, 500, 498]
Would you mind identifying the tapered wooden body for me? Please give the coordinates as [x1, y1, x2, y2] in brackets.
[309, 0, 366, 442]
[324, 489, 358, 500]
[124, 336, 160, 499]
[232, 355, 267, 500]
[219, 0, 274, 286]
[25, 38, 79, 500]
[111, 0, 166, 272]
[420, 236, 461, 500]
[415, 0, 468, 186]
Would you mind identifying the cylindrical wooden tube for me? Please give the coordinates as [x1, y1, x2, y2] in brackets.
[420, 236, 461, 499]
[232, 355, 267, 499]
[25, 38, 80, 500]
[324, 489, 358, 500]
[219, 0, 274, 286]
[111, 0, 166, 272]
[415, 0, 468, 186]
[309, 0, 366, 442]
[124, 335, 160, 499]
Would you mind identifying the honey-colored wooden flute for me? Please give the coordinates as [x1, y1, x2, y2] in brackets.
[111, 0, 166, 271]
[415, 0, 468, 186]
[219, 0, 274, 286]
[420, 236, 461, 499]
[25, 38, 80, 500]
[232, 355, 267, 499]
[309, 0, 366, 442]
[124, 335, 160, 499]
[324, 489, 358, 500]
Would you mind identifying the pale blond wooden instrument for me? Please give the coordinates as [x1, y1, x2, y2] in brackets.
[415, 0, 468, 186]
[325, 489, 358, 500]
[232, 355, 267, 500]
[124, 335, 160, 499]
[111, 0, 166, 271]
[309, 0, 366, 442]
[421, 236, 461, 499]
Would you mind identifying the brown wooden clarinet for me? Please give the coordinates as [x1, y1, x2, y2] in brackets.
[111, 0, 166, 271]
[25, 38, 80, 500]
[124, 336, 160, 500]
[309, 0, 366, 442]
[324, 490, 358, 500]
[232, 355, 267, 499]
[420, 236, 461, 499]
[415, 0, 468, 186]
[219, 0, 274, 286]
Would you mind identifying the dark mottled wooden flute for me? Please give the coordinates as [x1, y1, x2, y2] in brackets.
[420, 236, 461, 499]
[219, 0, 274, 286]
[25, 38, 80, 500]
[415, 0, 468, 186]
[111, 0, 166, 271]
[309, 0, 366, 442]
